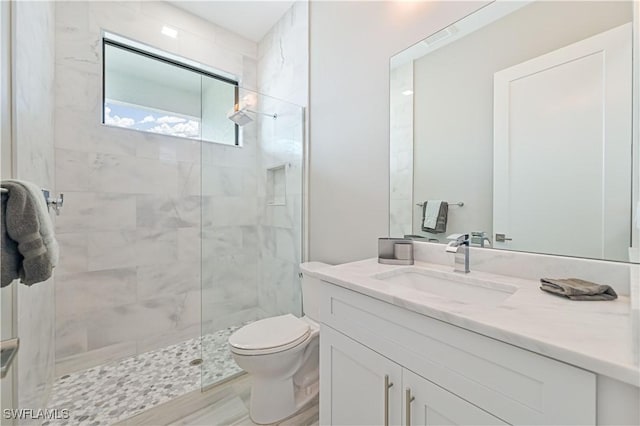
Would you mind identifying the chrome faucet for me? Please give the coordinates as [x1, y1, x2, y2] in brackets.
[446, 233, 470, 273]
[471, 231, 491, 248]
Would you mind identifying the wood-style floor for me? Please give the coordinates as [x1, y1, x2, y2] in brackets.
[117, 373, 319, 426]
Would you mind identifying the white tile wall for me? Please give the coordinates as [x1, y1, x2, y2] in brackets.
[256, 1, 308, 317]
[389, 62, 414, 238]
[13, 1, 57, 417]
[258, 1, 309, 107]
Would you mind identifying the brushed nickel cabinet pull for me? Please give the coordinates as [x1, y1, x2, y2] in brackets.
[384, 374, 394, 426]
[405, 388, 415, 426]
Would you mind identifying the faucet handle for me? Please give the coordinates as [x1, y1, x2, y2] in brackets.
[471, 231, 492, 247]
[446, 233, 469, 243]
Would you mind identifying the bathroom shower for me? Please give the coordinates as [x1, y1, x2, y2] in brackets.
[5, 0, 309, 422]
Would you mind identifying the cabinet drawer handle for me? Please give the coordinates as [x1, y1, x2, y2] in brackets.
[384, 374, 394, 426]
[405, 388, 415, 426]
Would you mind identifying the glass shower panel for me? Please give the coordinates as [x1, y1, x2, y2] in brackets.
[200, 88, 304, 389]
[201, 75, 237, 145]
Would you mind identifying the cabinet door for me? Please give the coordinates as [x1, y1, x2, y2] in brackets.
[403, 369, 507, 426]
[320, 325, 403, 425]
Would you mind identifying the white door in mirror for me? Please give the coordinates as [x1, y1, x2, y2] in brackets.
[493, 23, 632, 261]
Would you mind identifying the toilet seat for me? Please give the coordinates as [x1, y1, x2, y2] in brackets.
[229, 314, 311, 356]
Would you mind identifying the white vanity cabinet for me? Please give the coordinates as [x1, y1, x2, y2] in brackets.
[322, 325, 506, 426]
[319, 282, 597, 426]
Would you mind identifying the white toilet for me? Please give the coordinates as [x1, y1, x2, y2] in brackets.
[228, 262, 329, 424]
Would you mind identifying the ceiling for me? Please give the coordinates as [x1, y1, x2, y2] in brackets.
[167, 1, 296, 43]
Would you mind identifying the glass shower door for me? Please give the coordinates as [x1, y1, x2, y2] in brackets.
[200, 88, 304, 389]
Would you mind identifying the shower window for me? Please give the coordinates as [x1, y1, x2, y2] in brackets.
[102, 36, 239, 146]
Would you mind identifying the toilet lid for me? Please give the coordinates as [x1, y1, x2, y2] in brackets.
[229, 314, 311, 352]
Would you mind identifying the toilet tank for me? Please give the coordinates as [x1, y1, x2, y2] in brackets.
[299, 262, 331, 322]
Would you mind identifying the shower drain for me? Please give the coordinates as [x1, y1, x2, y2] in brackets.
[189, 358, 203, 366]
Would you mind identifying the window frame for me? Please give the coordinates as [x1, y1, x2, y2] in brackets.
[101, 37, 240, 146]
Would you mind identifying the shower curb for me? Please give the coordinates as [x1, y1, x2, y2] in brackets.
[114, 372, 247, 426]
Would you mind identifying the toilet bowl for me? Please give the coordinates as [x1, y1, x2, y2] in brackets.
[229, 315, 319, 424]
[228, 262, 329, 424]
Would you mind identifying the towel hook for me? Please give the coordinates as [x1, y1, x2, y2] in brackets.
[47, 193, 64, 216]
[1, 187, 64, 215]
[41, 189, 64, 215]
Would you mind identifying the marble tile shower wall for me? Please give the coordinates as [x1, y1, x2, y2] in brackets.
[255, 108, 304, 318]
[13, 0, 57, 417]
[256, 1, 308, 317]
[258, 2, 308, 108]
[54, 1, 260, 375]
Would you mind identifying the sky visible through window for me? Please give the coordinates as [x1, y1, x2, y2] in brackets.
[104, 100, 201, 139]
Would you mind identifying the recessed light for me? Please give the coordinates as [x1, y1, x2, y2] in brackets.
[161, 26, 178, 38]
[402, 90, 413, 96]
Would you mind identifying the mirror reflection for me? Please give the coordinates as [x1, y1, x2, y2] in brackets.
[389, 0, 636, 263]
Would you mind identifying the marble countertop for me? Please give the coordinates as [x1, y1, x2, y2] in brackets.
[312, 258, 640, 387]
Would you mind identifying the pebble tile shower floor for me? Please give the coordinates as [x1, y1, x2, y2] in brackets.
[44, 326, 243, 426]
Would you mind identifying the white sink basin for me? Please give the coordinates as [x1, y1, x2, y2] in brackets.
[373, 268, 517, 306]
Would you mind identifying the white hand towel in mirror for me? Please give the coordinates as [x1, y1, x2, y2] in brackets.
[423, 200, 443, 229]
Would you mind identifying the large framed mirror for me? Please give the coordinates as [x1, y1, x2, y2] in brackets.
[389, 0, 638, 263]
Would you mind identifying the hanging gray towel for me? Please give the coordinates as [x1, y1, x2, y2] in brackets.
[540, 278, 617, 301]
[1, 180, 59, 286]
[422, 201, 448, 234]
[1, 192, 21, 287]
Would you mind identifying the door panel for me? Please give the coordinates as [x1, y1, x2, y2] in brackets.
[493, 23, 632, 261]
[404, 369, 507, 426]
[320, 325, 402, 425]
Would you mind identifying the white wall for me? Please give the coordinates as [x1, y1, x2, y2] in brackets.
[0, 3, 12, 415]
[0, 1, 12, 178]
[308, 1, 487, 264]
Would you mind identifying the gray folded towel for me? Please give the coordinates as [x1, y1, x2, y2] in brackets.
[1, 180, 59, 286]
[422, 201, 448, 234]
[540, 278, 617, 301]
[1, 192, 21, 287]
